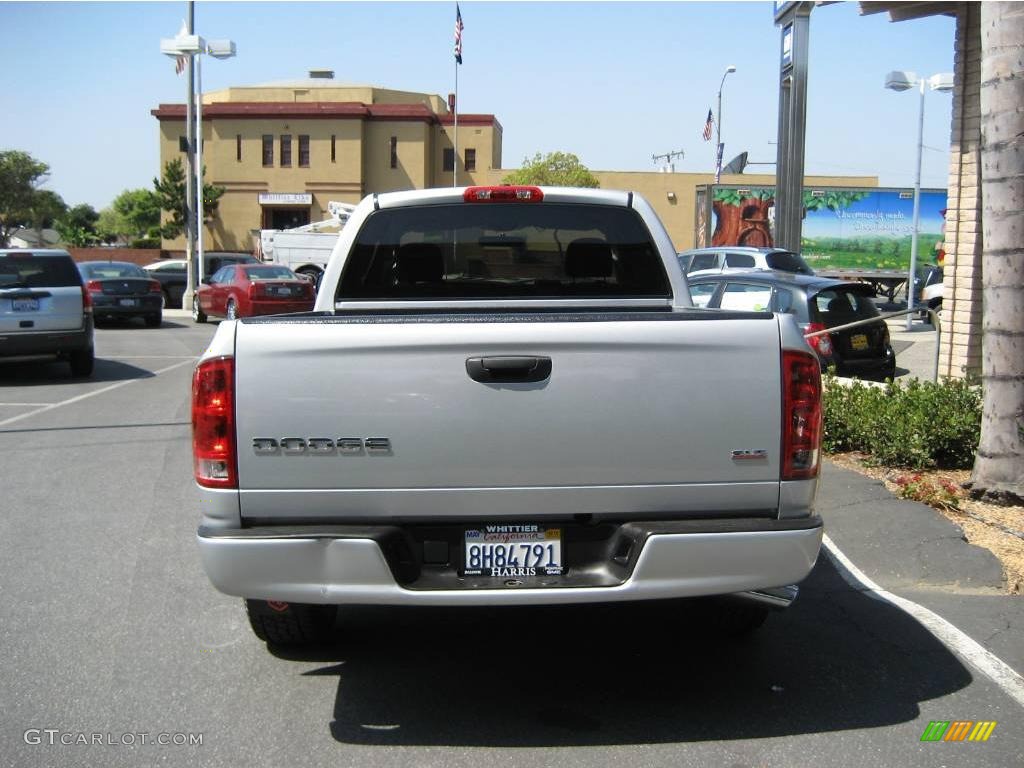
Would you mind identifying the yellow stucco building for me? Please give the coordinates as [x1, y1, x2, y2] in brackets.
[153, 73, 875, 253]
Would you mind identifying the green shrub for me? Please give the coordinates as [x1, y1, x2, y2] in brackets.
[130, 237, 161, 249]
[822, 375, 981, 469]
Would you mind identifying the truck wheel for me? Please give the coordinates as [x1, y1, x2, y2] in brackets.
[244, 599, 335, 645]
[700, 601, 770, 638]
[161, 289, 170, 309]
[192, 297, 207, 324]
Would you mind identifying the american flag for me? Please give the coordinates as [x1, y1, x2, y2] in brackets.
[175, 54, 187, 75]
[454, 4, 464, 64]
[702, 109, 714, 141]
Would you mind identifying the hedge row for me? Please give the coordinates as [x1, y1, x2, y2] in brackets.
[822, 376, 981, 469]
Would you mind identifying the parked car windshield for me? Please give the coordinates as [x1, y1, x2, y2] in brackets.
[810, 287, 879, 327]
[79, 263, 148, 279]
[338, 203, 670, 300]
[0, 252, 80, 288]
[765, 251, 814, 274]
[243, 266, 297, 280]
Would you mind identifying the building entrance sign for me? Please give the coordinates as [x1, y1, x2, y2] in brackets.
[258, 193, 313, 205]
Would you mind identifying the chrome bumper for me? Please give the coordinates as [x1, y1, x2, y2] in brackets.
[197, 520, 822, 607]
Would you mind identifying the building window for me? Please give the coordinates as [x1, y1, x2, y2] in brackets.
[331, 134, 336, 163]
[262, 135, 273, 167]
[390, 136, 398, 169]
[465, 148, 476, 172]
[298, 135, 310, 167]
[236, 134, 242, 162]
[280, 135, 292, 167]
[443, 147, 455, 172]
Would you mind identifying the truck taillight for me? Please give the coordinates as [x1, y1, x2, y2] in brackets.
[803, 322, 832, 356]
[192, 356, 237, 488]
[463, 186, 543, 203]
[80, 283, 92, 313]
[781, 349, 822, 481]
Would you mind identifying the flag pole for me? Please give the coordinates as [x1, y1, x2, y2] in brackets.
[453, 57, 458, 188]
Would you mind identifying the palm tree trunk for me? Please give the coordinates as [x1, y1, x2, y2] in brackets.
[968, 1, 1024, 503]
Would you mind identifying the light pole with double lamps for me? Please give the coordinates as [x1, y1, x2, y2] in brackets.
[884, 69, 953, 330]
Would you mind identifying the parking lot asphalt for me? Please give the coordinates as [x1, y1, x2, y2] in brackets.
[0, 314, 1020, 768]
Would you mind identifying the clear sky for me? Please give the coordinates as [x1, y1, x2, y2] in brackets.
[0, 0, 957, 211]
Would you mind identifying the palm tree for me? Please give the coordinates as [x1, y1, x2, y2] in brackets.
[968, 1, 1024, 503]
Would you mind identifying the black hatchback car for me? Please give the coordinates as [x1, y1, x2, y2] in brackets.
[688, 271, 896, 380]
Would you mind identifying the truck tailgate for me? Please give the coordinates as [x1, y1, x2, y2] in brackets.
[234, 313, 783, 520]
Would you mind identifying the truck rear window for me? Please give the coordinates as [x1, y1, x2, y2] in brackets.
[0, 253, 81, 288]
[337, 203, 671, 300]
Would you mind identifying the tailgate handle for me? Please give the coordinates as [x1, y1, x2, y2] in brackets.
[466, 356, 552, 383]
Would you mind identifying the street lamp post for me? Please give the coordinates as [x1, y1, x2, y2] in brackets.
[160, 31, 235, 311]
[194, 40, 236, 289]
[715, 65, 736, 183]
[885, 70, 953, 330]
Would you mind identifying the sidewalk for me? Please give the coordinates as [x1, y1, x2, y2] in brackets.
[883, 311, 938, 382]
[819, 460, 1024, 676]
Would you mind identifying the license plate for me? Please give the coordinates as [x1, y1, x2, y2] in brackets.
[12, 298, 39, 312]
[273, 286, 292, 296]
[464, 525, 563, 578]
[118, 298, 136, 307]
[851, 333, 868, 351]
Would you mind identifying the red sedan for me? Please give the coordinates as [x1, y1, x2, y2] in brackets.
[193, 264, 316, 322]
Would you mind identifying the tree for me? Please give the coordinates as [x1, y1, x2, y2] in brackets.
[967, 2, 1024, 504]
[25, 190, 67, 243]
[113, 189, 161, 240]
[502, 151, 600, 188]
[153, 158, 224, 240]
[55, 204, 100, 247]
[0, 150, 50, 246]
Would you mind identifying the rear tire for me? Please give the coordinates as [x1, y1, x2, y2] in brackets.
[226, 299, 238, 321]
[192, 297, 207, 324]
[69, 346, 95, 378]
[245, 599, 335, 646]
[145, 312, 162, 328]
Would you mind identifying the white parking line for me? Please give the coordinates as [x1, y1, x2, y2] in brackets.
[823, 534, 1024, 708]
[0, 359, 195, 429]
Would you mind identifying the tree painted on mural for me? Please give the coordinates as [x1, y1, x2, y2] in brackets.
[711, 188, 773, 246]
[710, 187, 870, 248]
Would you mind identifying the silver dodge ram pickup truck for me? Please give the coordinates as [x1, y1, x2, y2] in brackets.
[193, 186, 823, 646]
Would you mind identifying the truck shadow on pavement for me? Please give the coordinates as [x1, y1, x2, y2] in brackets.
[271, 557, 974, 746]
[0, 357, 155, 386]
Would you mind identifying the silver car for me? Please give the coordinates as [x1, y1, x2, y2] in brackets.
[678, 246, 814, 278]
[0, 249, 94, 377]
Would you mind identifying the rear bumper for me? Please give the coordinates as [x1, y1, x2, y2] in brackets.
[197, 516, 823, 606]
[91, 296, 162, 315]
[0, 321, 93, 360]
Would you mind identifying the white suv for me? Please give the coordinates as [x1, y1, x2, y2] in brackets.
[0, 249, 94, 377]
[679, 246, 814, 278]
